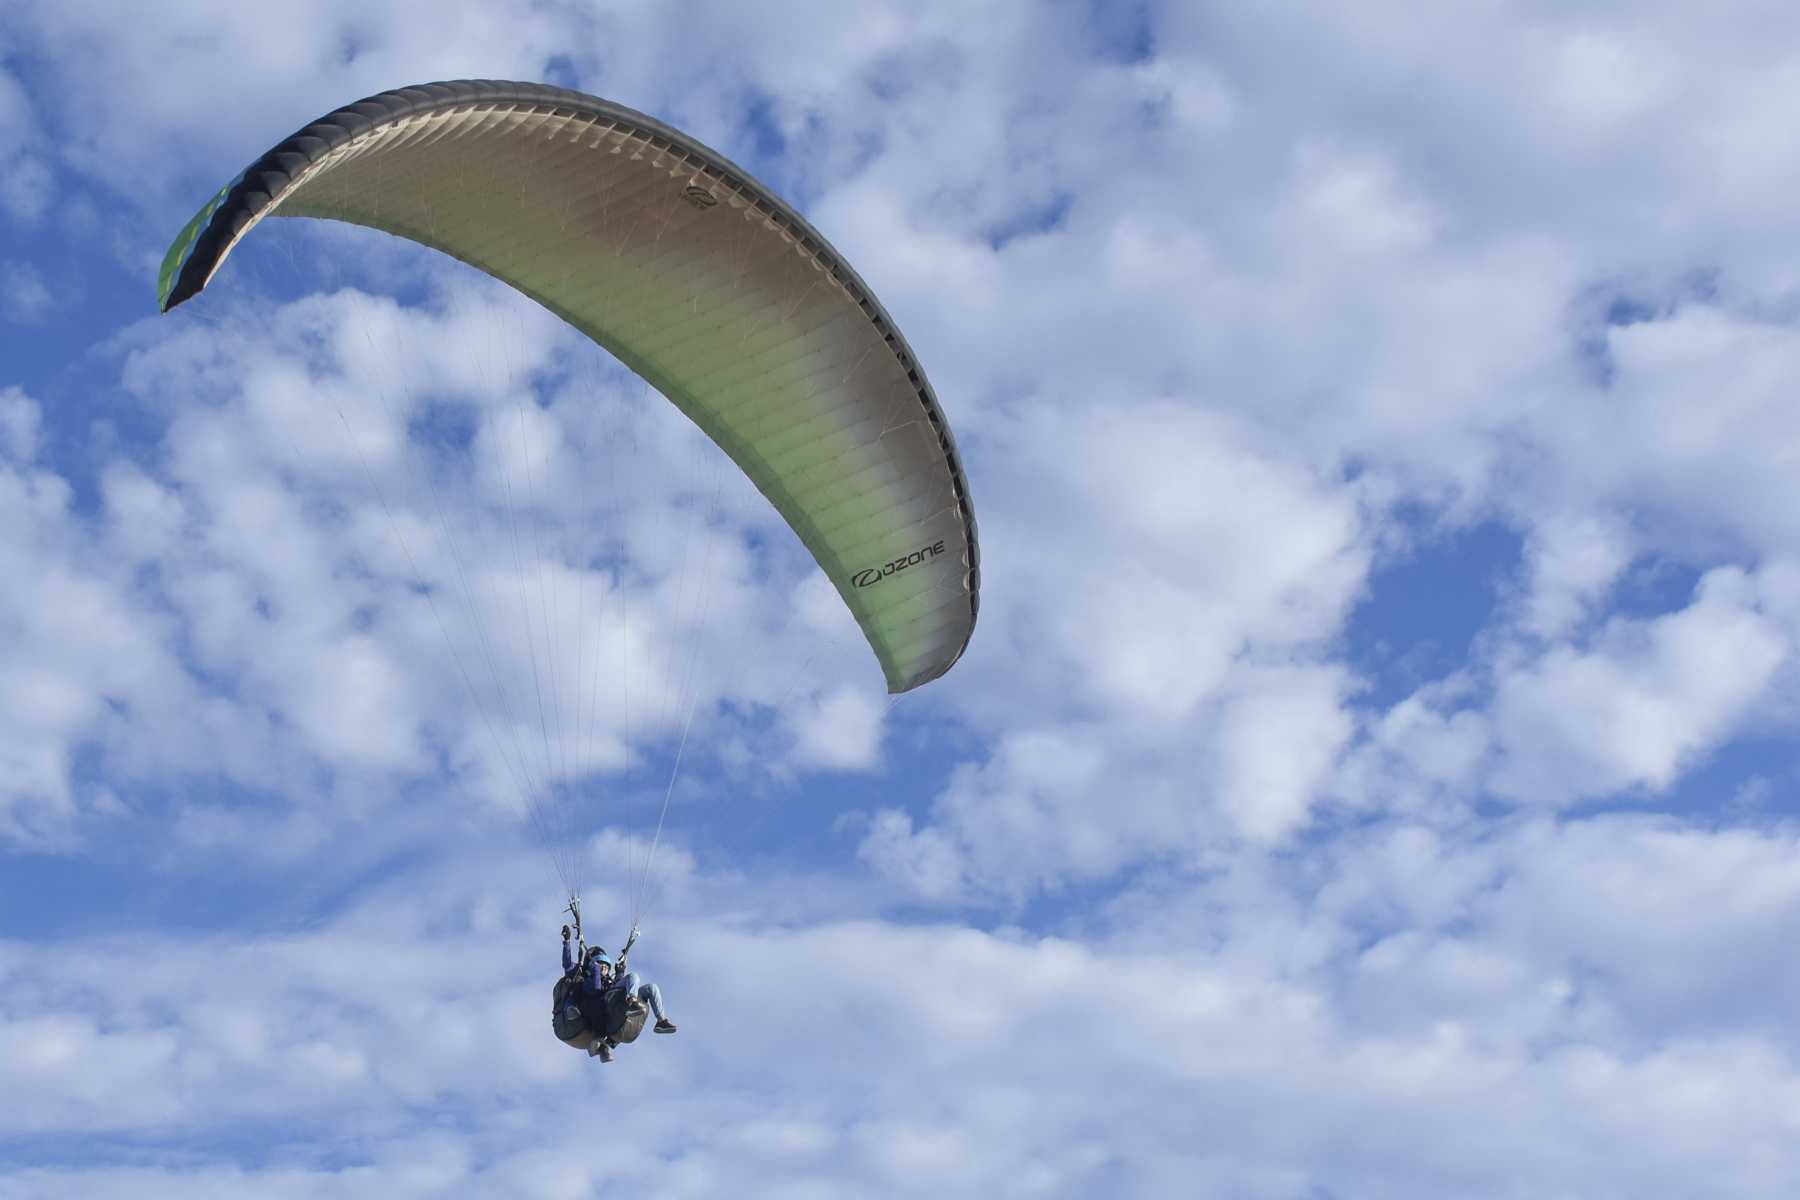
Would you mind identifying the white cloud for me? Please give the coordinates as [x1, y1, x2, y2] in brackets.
[0, 68, 33, 155]
[1211, 664, 1356, 843]
[1519, 511, 1632, 640]
[0, 261, 52, 322]
[0, 385, 40, 458]
[1548, 303, 1800, 556]
[951, 399, 1368, 733]
[10, 819, 1800, 1197]
[13, 2, 586, 199]
[0, 66, 53, 223]
[1336, 689, 1492, 821]
[860, 664, 1354, 905]
[786, 683, 885, 771]
[856, 807, 967, 904]
[0, 154, 51, 225]
[0, 389, 185, 844]
[861, 723, 1156, 904]
[1490, 565, 1789, 804]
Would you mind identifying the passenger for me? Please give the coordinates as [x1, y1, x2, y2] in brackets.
[598, 949, 677, 1036]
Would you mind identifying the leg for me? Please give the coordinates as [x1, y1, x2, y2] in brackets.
[616, 972, 674, 1031]
[634, 981, 668, 1023]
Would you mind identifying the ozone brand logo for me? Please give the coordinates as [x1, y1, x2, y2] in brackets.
[852, 539, 948, 589]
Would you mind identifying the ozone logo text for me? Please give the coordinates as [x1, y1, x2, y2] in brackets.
[852, 539, 948, 589]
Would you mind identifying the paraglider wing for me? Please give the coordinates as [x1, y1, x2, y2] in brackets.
[159, 80, 978, 692]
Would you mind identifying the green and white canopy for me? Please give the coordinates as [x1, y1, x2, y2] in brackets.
[160, 79, 978, 693]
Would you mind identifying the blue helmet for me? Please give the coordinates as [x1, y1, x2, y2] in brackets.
[586, 947, 613, 967]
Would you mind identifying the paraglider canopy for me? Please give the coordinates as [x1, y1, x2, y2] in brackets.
[158, 79, 979, 693]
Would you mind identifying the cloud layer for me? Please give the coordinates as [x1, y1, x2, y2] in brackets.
[6, 1, 1800, 1197]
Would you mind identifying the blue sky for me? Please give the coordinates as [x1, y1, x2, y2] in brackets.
[6, 2, 1800, 1197]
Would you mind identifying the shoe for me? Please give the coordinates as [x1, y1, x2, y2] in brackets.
[588, 1039, 613, 1062]
[654, 1018, 678, 1034]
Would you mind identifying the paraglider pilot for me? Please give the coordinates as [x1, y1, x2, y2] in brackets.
[563, 922, 677, 1062]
